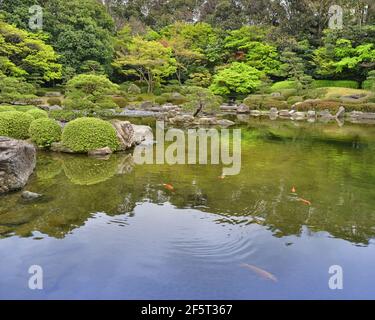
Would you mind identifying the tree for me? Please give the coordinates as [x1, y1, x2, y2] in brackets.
[279, 49, 313, 93]
[314, 34, 375, 81]
[0, 20, 62, 83]
[113, 35, 176, 93]
[64, 74, 119, 111]
[210, 62, 263, 96]
[42, 0, 115, 75]
[1, 0, 114, 76]
[182, 86, 222, 116]
[160, 23, 205, 84]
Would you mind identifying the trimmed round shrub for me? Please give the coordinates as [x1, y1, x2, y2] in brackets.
[0, 105, 16, 112]
[47, 98, 62, 106]
[29, 118, 62, 147]
[0, 111, 34, 139]
[61, 117, 119, 153]
[112, 96, 128, 108]
[26, 108, 48, 119]
[271, 81, 297, 91]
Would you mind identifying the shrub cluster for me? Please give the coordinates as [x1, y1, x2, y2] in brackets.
[29, 118, 62, 148]
[26, 108, 48, 119]
[0, 111, 34, 139]
[61, 117, 119, 153]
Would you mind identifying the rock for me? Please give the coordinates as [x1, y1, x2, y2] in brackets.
[220, 105, 238, 111]
[318, 109, 334, 119]
[217, 119, 235, 127]
[0, 137, 36, 194]
[21, 191, 42, 201]
[111, 120, 135, 151]
[292, 112, 306, 120]
[249, 110, 261, 117]
[140, 101, 153, 109]
[50, 142, 74, 153]
[169, 115, 195, 125]
[45, 91, 62, 97]
[198, 117, 218, 125]
[270, 107, 278, 115]
[132, 125, 154, 145]
[40, 105, 63, 112]
[237, 114, 250, 122]
[335, 106, 345, 118]
[307, 110, 316, 118]
[237, 104, 250, 114]
[279, 110, 291, 117]
[271, 92, 282, 98]
[88, 147, 113, 156]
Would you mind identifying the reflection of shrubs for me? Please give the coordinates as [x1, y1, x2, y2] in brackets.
[29, 118, 62, 147]
[61, 117, 119, 153]
[0, 111, 34, 139]
[63, 155, 118, 186]
[47, 98, 62, 106]
[36, 155, 63, 180]
[26, 108, 48, 119]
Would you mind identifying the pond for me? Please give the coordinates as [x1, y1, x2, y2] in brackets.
[1, 119, 375, 299]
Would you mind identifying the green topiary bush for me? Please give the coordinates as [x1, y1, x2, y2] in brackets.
[271, 81, 297, 91]
[47, 98, 62, 106]
[112, 96, 128, 108]
[0, 105, 16, 112]
[61, 117, 119, 153]
[26, 108, 48, 119]
[0, 111, 34, 139]
[29, 118, 62, 148]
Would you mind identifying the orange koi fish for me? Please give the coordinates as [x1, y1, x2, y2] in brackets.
[240, 264, 278, 282]
[163, 184, 175, 192]
[298, 198, 311, 206]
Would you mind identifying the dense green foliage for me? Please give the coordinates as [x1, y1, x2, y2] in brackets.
[0, 111, 34, 139]
[26, 108, 48, 119]
[29, 118, 62, 147]
[0, 77, 36, 103]
[64, 74, 119, 111]
[61, 117, 119, 152]
[0, 0, 374, 107]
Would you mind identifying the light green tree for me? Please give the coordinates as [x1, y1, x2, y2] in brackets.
[210, 62, 263, 96]
[113, 36, 177, 93]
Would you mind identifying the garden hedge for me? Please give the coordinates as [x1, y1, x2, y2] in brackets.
[61, 117, 119, 153]
[29, 118, 62, 147]
[0, 111, 34, 139]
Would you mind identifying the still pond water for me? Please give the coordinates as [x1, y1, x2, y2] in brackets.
[1, 119, 375, 299]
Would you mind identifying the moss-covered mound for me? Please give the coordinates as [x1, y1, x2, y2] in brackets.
[29, 118, 62, 147]
[0, 111, 34, 139]
[61, 117, 119, 153]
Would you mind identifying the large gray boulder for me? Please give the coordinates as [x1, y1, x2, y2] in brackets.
[132, 125, 154, 145]
[0, 137, 36, 194]
[111, 120, 136, 151]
